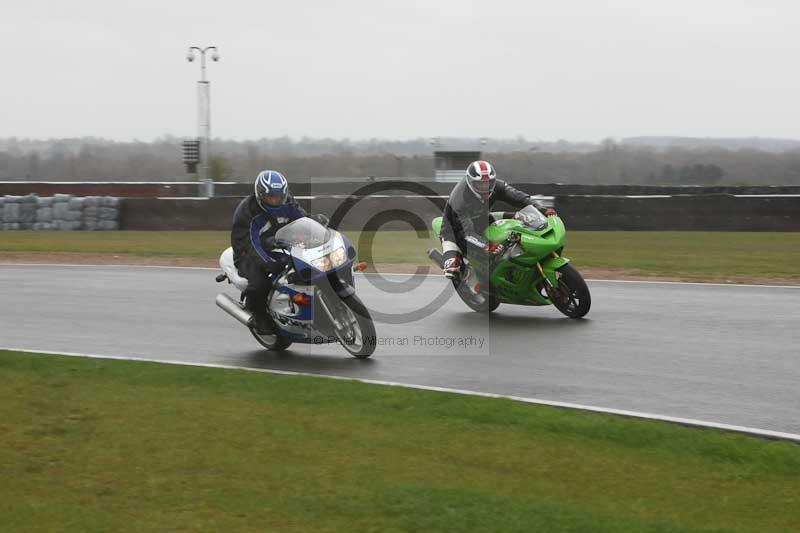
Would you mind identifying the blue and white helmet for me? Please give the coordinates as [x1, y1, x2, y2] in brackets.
[255, 170, 288, 209]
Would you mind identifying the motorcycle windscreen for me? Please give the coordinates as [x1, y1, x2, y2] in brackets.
[517, 205, 549, 230]
[275, 217, 333, 248]
[276, 217, 347, 273]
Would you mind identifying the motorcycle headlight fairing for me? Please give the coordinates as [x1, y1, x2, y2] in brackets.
[311, 246, 348, 271]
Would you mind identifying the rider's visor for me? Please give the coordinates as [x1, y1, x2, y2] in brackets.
[472, 179, 494, 194]
[470, 177, 495, 200]
[259, 190, 286, 207]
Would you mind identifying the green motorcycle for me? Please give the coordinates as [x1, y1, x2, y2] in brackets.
[428, 205, 591, 318]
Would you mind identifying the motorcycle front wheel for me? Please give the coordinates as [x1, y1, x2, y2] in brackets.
[547, 263, 591, 319]
[319, 291, 377, 359]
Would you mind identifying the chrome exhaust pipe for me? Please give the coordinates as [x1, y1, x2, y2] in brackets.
[215, 293, 253, 327]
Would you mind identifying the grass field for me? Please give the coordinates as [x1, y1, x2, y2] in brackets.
[1, 350, 799, 532]
[1, 230, 799, 283]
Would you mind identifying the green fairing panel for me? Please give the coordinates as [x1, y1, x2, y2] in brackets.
[548, 216, 567, 244]
[483, 219, 520, 243]
[430, 212, 574, 306]
[542, 255, 570, 270]
[485, 217, 571, 305]
[490, 261, 552, 305]
[487, 217, 567, 257]
[432, 217, 443, 237]
[489, 255, 571, 305]
[540, 255, 571, 286]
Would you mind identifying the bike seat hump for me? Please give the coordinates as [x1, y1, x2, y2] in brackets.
[219, 247, 250, 292]
[431, 216, 443, 237]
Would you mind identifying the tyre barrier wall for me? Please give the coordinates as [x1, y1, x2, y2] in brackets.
[0, 182, 201, 198]
[1, 195, 121, 231]
[119, 195, 800, 231]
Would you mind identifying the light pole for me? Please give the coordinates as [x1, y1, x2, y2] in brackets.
[186, 45, 219, 186]
[390, 154, 404, 177]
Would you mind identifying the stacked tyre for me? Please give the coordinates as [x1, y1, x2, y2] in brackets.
[1, 194, 121, 231]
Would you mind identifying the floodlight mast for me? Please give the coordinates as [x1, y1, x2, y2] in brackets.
[186, 46, 219, 184]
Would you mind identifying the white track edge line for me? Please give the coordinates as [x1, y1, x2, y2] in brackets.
[3, 347, 798, 444]
[2, 263, 799, 289]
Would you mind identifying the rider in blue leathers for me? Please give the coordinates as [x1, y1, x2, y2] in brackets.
[231, 170, 312, 333]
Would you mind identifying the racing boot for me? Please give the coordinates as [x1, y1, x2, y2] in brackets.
[245, 290, 275, 335]
[442, 251, 463, 281]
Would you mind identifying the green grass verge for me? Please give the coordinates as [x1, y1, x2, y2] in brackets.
[0, 230, 230, 258]
[1, 350, 799, 532]
[564, 231, 800, 282]
[2, 230, 799, 282]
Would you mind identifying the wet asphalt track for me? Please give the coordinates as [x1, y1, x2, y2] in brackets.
[1, 264, 799, 434]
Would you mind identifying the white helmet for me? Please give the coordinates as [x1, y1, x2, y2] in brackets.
[465, 160, 497, 202]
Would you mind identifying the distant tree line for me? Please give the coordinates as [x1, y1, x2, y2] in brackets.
[655, 164, 724, 185]
[1, 136, 799, 185]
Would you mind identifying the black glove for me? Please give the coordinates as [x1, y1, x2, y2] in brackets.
[484, 242, 506, 256]
[261, 236, 290, 250]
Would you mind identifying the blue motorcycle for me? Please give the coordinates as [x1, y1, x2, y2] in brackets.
[215, 217, 376, 358]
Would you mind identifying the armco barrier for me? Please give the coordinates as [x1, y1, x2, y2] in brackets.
[119, 196, 448, 231]
[554, 195, 800, 231]
[119, 194, 800, 231]
[4, 180, 800, 199]
[120, 198, 240, 230]
[5, 193, 794, 231]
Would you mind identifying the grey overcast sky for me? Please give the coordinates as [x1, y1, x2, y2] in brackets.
[1, 0, 798, 142]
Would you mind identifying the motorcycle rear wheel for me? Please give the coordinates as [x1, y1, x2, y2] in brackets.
[453, 278, 500, 313]
[548, 263, 591, 319]
[250, 326, 293, 351]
